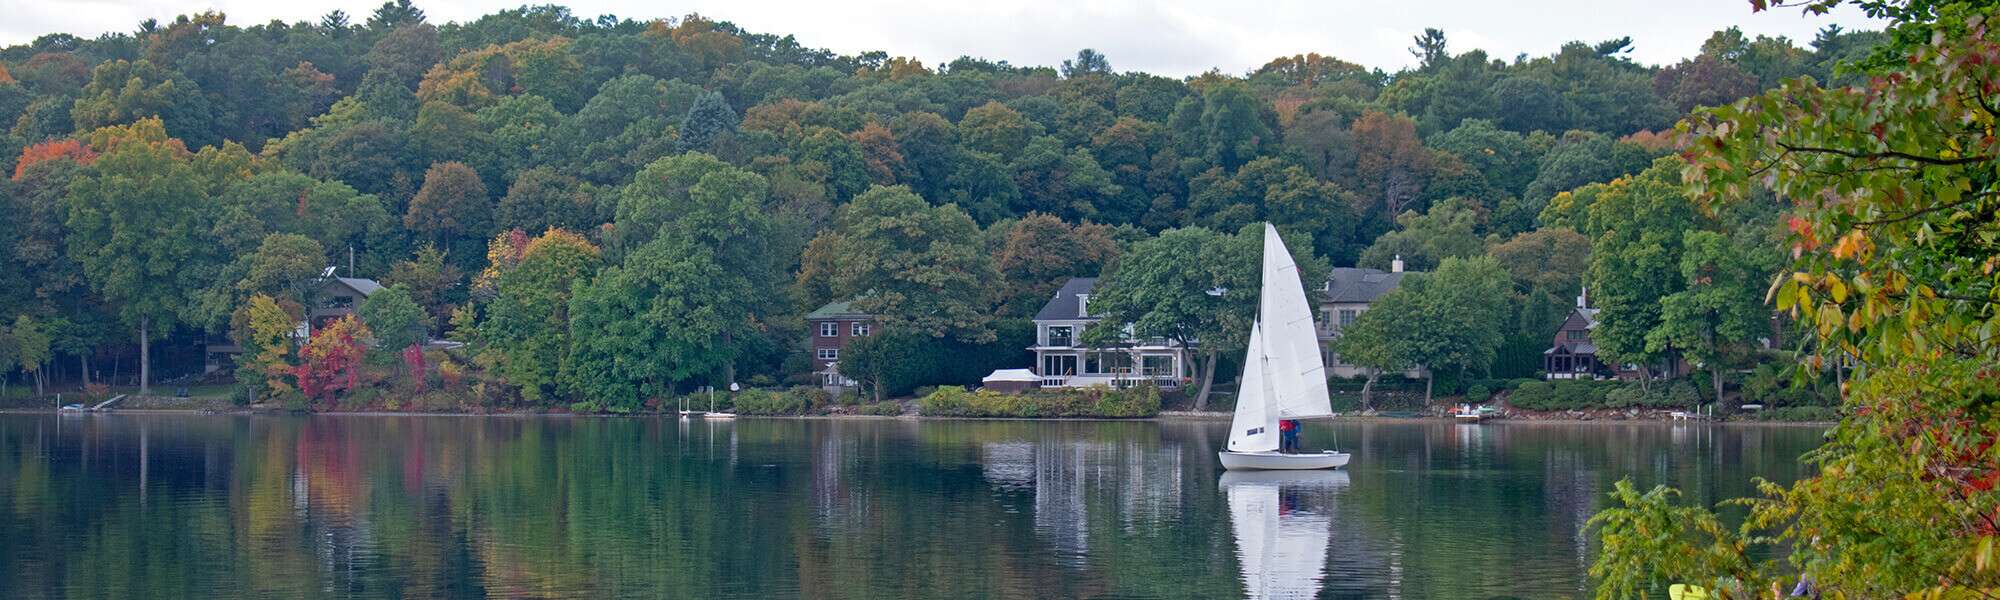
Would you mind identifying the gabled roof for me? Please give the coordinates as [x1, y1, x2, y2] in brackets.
[1323, 267, 1407, 304]
[1035, 277, 1098, 321]
[328, 277, 383, 297]
[807, 300, 870, 320]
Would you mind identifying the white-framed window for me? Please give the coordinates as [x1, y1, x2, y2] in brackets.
[819, 322, 837, 337]
[1047, 325, 1074, 347]
[816, 348, 839, 360]
[852, 322, 870, 337]
[1338, 309, 1358, 328]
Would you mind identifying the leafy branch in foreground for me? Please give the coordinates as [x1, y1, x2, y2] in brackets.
[1589, 3, 2000, 598]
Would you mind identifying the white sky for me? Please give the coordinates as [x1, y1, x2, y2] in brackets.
[0, 0, 1883, 76]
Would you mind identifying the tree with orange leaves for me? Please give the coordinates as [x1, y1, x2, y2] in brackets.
[294, 315, 369, 408]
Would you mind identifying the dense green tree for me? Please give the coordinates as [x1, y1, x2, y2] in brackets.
[995, 213, 1118, 315]
[1647, 229, 1775, 407]
[404, 161, 492, 250]
[70, 59, 218, 148]
[497, 167, 598, 235]
[64, 119, 220, 394]
[1357, 198, 1484, 272]
[380, 245, 461, 333]
[1082, 226, 1256, 409]
[804, 185, 996, 342]
[479, 229, 599, 403]
[358, 284, 427, 356]
[1581, 161, 1704, 388]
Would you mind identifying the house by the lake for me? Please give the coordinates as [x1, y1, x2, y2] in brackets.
[1544, 291, 1610, 380]
[1027, 277, 1189, 389]
[206, 275, 386, 372]
[806, 300, 872, 389]
[1317, 258, 1427, 379]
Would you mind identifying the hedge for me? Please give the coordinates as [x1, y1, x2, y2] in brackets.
[918, 385, 1161, 418]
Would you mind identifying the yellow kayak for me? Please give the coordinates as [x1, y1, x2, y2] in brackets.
[1669, 584, 1709, 600]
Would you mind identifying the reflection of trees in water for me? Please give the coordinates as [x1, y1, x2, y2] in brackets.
[0, 416, 1831, 599]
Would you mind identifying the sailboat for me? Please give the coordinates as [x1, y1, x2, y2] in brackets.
[1222, 469, 1349, 598]
[1219, 224, 1351, 471]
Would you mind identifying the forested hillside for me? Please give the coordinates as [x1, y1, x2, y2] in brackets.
[0, 1, 1882, 409]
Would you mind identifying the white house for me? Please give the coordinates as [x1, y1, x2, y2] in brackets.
[1027, 278, 1190, 389]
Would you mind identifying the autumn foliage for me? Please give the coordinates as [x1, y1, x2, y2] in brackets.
[294, 316, 370, 408]
[12, 139, 98, 180]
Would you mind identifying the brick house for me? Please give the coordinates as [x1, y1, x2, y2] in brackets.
[806, 301, 872, 388]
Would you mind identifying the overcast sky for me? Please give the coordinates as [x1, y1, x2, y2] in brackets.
[0, 0, 1882, 76]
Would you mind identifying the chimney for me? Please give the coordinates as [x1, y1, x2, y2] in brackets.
[1390, 255, 1404, 273]
[1578, 286, 1588, 309]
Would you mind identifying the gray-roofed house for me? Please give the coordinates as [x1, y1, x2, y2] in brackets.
[1316, 258, 1427, 379]
[1028, 277, 1189, 389]
[310, 277, 384, 330]
[207, 275, 387, 372]
[806, 301, 872, 389]
[1544, 291, 1611, 380]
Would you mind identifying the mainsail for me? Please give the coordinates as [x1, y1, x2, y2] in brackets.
[1227, 224, 1334, 452]
[1257, 223, 1334, 421]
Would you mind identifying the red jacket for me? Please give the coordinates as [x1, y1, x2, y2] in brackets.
[1279, 420, 1297, 432]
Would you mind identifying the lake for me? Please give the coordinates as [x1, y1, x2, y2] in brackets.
[0, 414, 1825, 599]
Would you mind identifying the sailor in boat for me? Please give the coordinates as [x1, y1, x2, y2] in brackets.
[1217, 223, 1351, 470]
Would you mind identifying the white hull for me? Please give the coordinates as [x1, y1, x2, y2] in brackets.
[1218, 450, 1350, 471]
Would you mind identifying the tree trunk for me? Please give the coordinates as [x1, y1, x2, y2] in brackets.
[1711, 363, 1726, 410]
[138, 318, 151, 396]
[721, 330, 735, 387]
[1192, 350, 1219, 411]
[80, 353, 90, 386]
[1360, 369, 1379, 412]
[1423, 367, 1434, 405]
[1637, 363, 1652, 394]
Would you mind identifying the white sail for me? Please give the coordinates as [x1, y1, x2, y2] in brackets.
[1224, 471, 1345, 599]
[1257, 223, 1334, 419]
[1227, 321, 1277, 452]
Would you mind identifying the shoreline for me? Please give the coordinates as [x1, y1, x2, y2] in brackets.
[0, 407, 1837, 425]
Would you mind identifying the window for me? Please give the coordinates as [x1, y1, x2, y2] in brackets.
[816, 348, 839, 361]
[1042, 354, 1078, 376]
[1141, 355, 1174, 376]
[1047, 325, 1074, 347]
[1338, 309, 1358, 328]
[819, 322, 837, 337]
[852, 322, 870, 337]
[1567, 330, 1588, 341]
[1086, 351, 1132, 375]
[326, 295, 355, 310]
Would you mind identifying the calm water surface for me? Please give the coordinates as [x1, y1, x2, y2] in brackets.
[0, 414, 1825, 599]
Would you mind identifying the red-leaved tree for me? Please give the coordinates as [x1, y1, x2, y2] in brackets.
[294, 316, 370, 408]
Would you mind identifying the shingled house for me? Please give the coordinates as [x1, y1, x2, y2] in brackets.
[1316, 258, 1427, 379]
[1544, 292, 1610, 380]
[1028, 278, 1189, 389]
